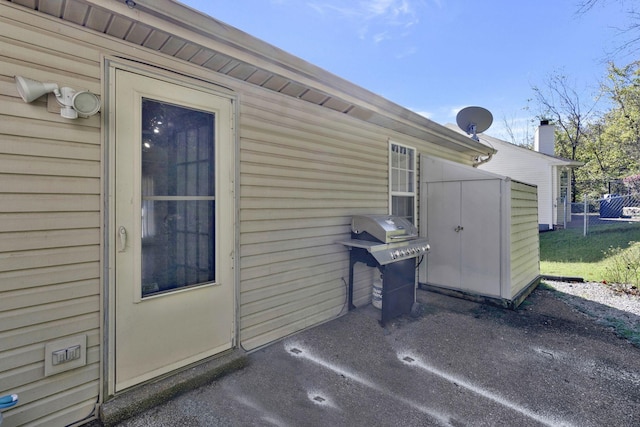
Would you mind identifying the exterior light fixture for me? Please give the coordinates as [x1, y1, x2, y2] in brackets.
[14, 75, 101, 119]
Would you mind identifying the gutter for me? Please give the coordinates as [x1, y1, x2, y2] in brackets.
[473, 152, 494, 168]
[106, 0, 494, 158]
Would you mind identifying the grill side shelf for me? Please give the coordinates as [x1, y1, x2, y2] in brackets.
[337, 238, 429, 266]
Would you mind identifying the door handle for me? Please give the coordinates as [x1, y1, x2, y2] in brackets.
[118, 226, 127, 252]
[454, 225, 464, 232]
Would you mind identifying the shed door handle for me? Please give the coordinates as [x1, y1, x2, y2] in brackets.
[118, 226, 127, 252]
[454, 225, 464, 232]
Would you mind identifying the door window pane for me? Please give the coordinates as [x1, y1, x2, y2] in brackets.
[141, 201, 215, 295]
[141, 100, 214, 197]
[141, 99, 216, 297]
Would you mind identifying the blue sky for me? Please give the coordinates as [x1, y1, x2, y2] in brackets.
[178, 0, 632, 142]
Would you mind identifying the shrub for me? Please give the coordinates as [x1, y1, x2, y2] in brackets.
[603, 244, 640, 294]
[622, 173, 640, 194]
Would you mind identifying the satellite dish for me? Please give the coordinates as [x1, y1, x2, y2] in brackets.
[456, 106, 493, 142]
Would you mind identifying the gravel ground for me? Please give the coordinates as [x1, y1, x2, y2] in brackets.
[542, 279, 640, 346]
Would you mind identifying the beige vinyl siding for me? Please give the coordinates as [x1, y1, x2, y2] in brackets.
[0, 8, 101, 426]
[352, 265, 376, 307]
[238, 89, 471, 349]
[238, 89, 389, 349]
[510, 181, 540, 295]
[1, 2, 482, 424]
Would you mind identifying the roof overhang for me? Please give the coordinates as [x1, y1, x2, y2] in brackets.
[6, 0, 494, 157]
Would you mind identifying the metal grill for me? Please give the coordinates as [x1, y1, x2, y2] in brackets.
[338, 215, 429, 325]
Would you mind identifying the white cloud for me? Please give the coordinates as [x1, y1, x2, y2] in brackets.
[307, 0, 420, 43]
[413, 110, 433, 119]
[364, 0, 411, 19]
[365, 0, 394, 15]
[450, 106, 466, 119]
[307, 2, 360, 18]
[363, 0, 418, 29]
[409, 105, 464, 126]
[373, 31, 391, 43]
[396, 46, 418, 58]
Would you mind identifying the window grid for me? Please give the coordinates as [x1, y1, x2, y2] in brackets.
[389, 142, 416, 224]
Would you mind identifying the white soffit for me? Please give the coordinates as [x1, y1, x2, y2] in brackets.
[6, 0, 491, 156]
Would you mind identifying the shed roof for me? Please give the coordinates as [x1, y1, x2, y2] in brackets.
[7, 0, 494, 158]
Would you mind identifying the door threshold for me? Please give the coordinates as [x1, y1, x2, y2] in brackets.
[100, 348, 248, 426]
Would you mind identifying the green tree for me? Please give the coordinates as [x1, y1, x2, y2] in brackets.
[603, 62, 640, 191]
[528, 2, 640, 200]
[573, 61, 640, 197]
[573, 120, 631, 197]
[602, 62, 640, 166]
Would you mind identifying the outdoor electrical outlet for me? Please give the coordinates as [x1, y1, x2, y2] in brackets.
[51, 349, 68, 365]
[44, 334, 87, 376]
[51, 345, 81, 365]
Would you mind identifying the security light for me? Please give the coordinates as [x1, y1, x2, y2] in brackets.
[56, 86, 101, 119]
[15, 75, 58, 103]
[15, 75, 100, 119]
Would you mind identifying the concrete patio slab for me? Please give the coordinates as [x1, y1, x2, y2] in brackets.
[100, 287, 640, 426]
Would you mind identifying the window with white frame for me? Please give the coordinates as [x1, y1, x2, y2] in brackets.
[560, 169, 569, 200]
[389, 142, 416, 224]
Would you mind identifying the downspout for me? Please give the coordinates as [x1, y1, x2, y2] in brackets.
[473, 152, 493, 168]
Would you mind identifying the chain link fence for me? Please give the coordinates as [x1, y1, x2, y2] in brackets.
[561, 193, 640, 235]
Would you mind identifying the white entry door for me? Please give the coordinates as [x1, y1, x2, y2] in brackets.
[113, 69, 235, 391]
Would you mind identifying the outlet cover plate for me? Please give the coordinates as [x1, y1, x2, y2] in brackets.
[44, 334, 87, 376]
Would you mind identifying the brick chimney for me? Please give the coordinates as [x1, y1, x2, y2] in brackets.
[534, 120, 555, 155]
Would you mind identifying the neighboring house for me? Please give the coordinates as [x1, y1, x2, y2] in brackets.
[0, 1, 538, 426]
[447, 121, 583, 230]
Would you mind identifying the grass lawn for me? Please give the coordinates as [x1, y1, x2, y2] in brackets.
[539, 222, 640, 283]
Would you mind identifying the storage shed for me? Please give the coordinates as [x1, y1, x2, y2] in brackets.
[419, 156, 541, 306]
[0, 1, 506, 425]
[446, 123, 582, 230]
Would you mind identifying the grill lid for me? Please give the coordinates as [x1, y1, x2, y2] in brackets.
[351, 214, 418, 243]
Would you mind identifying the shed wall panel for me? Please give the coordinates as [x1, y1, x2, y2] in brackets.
[509, 181, 540, 295]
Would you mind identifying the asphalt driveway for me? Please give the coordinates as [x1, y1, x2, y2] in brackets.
[116, 287, 640, 426]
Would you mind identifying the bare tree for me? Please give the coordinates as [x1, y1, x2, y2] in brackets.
[531, 72, 601, 200]
[532, 73, 599, 159]
[501, 112, 534, 149]
[577, 0, 640, 55]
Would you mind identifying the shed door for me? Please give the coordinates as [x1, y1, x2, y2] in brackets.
[426, 182, 462, 286]
[114, 69, 235, 391]
[460, 180, 501, 293]
[426, 180, 501, 296]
